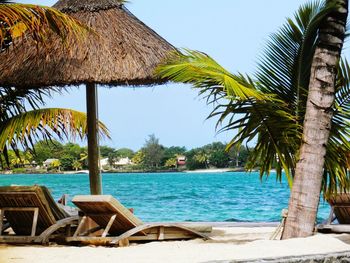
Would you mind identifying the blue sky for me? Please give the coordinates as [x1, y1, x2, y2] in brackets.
[20, 0, 312, 150]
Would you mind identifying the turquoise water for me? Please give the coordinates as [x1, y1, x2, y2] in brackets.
[0, 172, 330, 222]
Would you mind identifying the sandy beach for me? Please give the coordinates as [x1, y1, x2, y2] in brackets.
[1, 227, 350, 263]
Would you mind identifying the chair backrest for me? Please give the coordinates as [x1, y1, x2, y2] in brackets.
[0, 185, 69, 235]
[328, 193, 350, 224]
[72, 195, 143, 235]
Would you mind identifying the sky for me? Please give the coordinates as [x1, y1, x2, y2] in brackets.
[19, 0, 314, 151]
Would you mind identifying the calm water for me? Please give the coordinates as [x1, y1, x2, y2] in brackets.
[0, 172, 330, 222]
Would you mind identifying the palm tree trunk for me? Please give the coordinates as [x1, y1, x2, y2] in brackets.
[282, 0, 348, 239]
[0, 154, 3, 170]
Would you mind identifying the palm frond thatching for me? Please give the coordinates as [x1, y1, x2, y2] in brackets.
[54, 0, 127, 12]
[0, 0, 176, 88]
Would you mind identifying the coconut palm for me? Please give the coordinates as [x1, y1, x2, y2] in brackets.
[0, 87, 109, 169]
[72, 159, 82, 171]
[8, 149, 30, 168]
[157, 0, 349, 237]
[50, 159, 61, 171]
[194, 151, 210, 169]
[0, 0, 86, 50]
[158, 0, 349, 190]
[282, 0, 348, 239]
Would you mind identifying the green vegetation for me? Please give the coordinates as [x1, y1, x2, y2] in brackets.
[0, 1, 87, 50]
[157, 0, 350, 193]
[0, 87, 109, 171]
[0, 135, 252, 173]
[157, 0, 348, 238]
[142, 134, 165, 168]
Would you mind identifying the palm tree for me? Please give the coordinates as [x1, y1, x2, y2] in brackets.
[72, 159, 82, 171]
[0, 0, 86, 51]
[50, 159, 61, 172]
[0, 87, 109, 169]
[282, 0, 348, 239]
[194, 151, 210, 169]
[8, 150, 30, 168]
[157, 0, 349, 238]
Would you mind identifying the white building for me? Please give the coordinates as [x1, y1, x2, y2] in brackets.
[43, 158, 59, 168]
[99, 158, 109, 167]
[115, 157, 133, 166]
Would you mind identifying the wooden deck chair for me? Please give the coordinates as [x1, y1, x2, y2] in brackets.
[0, 185, 79, 244]
[318, 193, 350, 233]
[67, 195, 210, 246]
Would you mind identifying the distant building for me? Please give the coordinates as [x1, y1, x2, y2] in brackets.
[100, 157, 132, 169]
[115, 157, 133, 166]
[176, 155, 186, 166]
[43, 158, 59, 168]
[99, 158, 109, 167]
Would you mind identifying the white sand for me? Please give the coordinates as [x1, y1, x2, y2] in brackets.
[1, 227, 350, 263]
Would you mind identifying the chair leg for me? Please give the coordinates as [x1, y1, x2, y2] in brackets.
[327, 207, 335, 224]
[102, 214, 117, 237]
[118, 238, 129, 247]
[157, 226, 164, 240]
[73, 216, 87, 237]
[65, 224, 72, 236]
[0, 209, 4, 235]
[31, 208, 39, 237]
[0, 207, 39, 239]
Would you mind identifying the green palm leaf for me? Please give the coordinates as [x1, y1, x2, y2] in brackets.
[0, 108, 110, 152]
[0, 2, 88, 49]
[0, 87, 111, 169]
[157, 49, 269, 101]
[157, 0, 350, 194]
[323, 58, 350, 194]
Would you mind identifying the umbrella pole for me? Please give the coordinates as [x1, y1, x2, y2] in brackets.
[86, 83, 102, 195]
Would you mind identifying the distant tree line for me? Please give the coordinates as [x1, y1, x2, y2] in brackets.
[0, 134, 252, 172]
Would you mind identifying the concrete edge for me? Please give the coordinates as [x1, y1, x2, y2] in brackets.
[204, 251, 350, 263]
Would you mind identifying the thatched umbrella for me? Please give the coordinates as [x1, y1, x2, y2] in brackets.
[0, 0, 175, 194]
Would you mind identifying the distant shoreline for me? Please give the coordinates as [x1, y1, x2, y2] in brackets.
[0, 167, 249, 175]
[185, 168, 241, 173]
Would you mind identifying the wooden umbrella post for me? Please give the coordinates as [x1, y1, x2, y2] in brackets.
[86, 83, 102, 195]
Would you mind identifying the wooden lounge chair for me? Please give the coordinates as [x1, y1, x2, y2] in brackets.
[66, 195, 210, 246]
[317, 193, 350, 233]
[0, 185, 79, 244]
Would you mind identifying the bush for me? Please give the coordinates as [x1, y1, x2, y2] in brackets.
[12, 168, 27, 174]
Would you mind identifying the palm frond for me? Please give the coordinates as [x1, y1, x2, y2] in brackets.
[0, 87, 61, 114]
[157, 0, 350, 194]
[256, 1, 335, 121]
[208, 90, 300, 186]
[212, 0, 342, 187]
[0, 108, 110, 152]
[321, 58, 350, 194]
[0, 3, 88, 50]
[157, 49, 269, 101]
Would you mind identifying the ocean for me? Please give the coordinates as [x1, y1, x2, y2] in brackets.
[0, 172, 330, 222]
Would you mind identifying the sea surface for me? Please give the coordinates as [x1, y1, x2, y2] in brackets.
[0, 172, 330, 223]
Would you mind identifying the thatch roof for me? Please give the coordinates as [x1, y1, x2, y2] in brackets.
[54, 0, 123, 13]
[0, 0, 176, 88]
